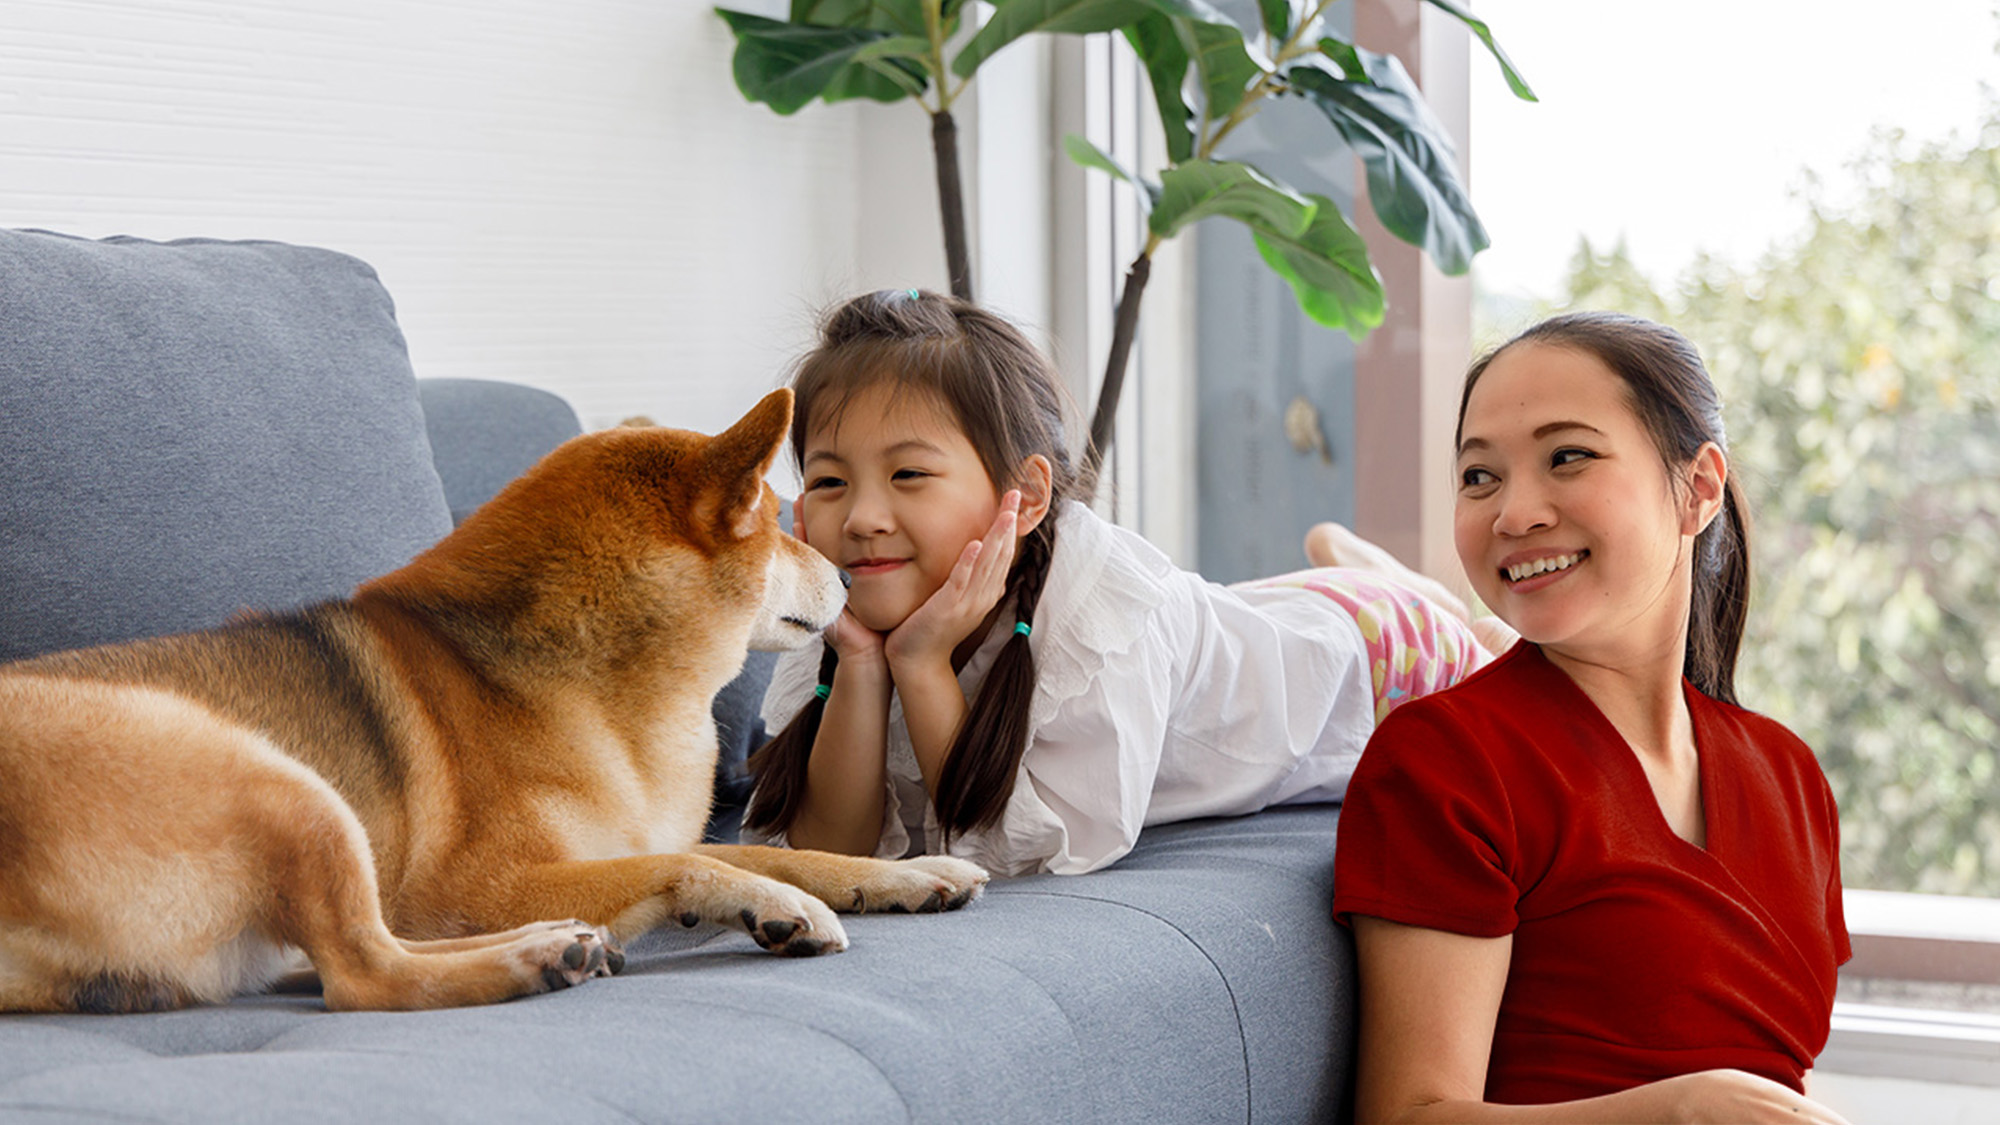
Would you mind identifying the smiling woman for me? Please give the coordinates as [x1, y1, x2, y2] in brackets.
[1335, 312, 1851, 1123]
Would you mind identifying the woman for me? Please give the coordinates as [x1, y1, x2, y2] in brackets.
[1333, 312, 1852, 1123]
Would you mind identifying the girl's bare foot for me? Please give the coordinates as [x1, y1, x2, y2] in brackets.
[1303, 522, 1475, 623]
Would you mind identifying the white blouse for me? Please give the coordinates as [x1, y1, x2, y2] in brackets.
[751, 501, 1375, 877]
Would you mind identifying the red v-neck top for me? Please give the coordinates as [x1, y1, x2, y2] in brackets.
[1333, 642, 1849, 1105]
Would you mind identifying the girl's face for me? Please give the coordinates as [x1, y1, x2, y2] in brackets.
[797, 383, 1008, 633]
[1453, 342, 1720, 666]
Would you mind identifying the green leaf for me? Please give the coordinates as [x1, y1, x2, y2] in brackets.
[1184, 19, 1262, 120]
[1419, 0, 1536, 101]
[718, 10, 927, 113]
[1287, 52, 1488, 274]
[1149, 158, 1315, 240]
[1063, 133, 1162, 208]
[1249, 194, 1385, 337]
[1255, 0, 1315, 41]
[955, 0, 1251, 78]
[851, 35, 935, 98]
[851, 34, 934, 64]
[790, 0, 927, 35]
[1317, 36, 1366, 82]
[954, 0, 1157, 78]
[1123, 15, 1195, 163]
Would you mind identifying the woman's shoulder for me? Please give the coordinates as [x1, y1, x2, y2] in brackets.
[1355, 645, 1539, 762]
[1378, 641, 1554, 731]
[1693, 690, 1808, 747]
[1355, 642, 1596, 791]
[1690, 690, 1830, 795]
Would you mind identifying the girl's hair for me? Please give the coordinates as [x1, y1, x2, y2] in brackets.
[744, 289, 1091, 840]
[1457, 311, 1751, 705]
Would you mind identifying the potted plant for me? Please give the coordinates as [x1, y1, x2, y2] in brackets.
[716, 0, 1533, 470]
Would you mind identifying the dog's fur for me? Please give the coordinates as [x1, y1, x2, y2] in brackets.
[0, 389, 986, 1013]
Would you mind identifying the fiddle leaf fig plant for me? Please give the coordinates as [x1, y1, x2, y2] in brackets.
[716, 1, 984, 300]
[984, 0, 1535, 466]
[716, 0, 1536, 471]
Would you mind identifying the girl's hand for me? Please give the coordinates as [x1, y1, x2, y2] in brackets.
[1656, 1070, 1852, 1124]
[884, 490, 1021, 670]
[823, 606, 886, 668]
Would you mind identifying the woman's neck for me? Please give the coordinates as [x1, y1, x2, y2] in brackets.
[1540, 632, 1692, 764]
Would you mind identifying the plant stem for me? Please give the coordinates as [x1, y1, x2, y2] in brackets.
[922, 0, 954, 111]
[930, 111, 975, 301]
[919, 0, 972, 300]
[1085, 242, 1158, 476]
[1088, 0, 1338, 469]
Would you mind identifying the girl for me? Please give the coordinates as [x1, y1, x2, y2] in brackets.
[1334, 312, 1852, 1123]
[743, 289, 1500, 878]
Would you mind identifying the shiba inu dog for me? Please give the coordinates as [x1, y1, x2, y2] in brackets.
[0, 389, 986, 1013]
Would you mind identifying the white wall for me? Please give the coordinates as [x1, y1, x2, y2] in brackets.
[0, 0, 949, 436]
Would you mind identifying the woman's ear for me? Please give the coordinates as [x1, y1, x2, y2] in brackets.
[1682, 442, 1728, 537]
[1013, 454, 1055, 537]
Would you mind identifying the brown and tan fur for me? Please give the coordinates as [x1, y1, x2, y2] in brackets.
[0, 389, 986, 1014]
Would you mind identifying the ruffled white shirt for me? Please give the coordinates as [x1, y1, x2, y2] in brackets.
[750, 501, 1375, 876]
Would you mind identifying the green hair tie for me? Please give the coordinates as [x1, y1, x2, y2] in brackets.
[906, 288, 921, 300]
[1014, 621, 1032, 637]
[813, 684, 831, 700]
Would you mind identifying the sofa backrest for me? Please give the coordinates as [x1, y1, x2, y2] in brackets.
[0, 229, 454, 662]
[417, 377, 583, 525]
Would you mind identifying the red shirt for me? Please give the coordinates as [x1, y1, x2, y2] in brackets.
[1333, 643, 1849, 1105]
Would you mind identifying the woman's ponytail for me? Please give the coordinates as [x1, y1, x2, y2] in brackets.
[1687, 474, 1750, 706]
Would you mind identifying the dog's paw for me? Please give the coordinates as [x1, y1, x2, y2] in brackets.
[520, 922, 622, 991]
[726, 882, 848, 956]
[846, 855, 989, 914]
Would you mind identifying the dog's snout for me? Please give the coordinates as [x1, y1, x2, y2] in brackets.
[837, 569, 852, 590]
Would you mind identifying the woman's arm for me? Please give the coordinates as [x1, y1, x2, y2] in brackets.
[785, 613, 892, 855]
[1352, 917, 1852, 1125]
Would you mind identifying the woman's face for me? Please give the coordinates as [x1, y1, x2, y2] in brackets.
[1453, 342, 1717, 667]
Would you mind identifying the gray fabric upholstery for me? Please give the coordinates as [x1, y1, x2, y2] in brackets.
[0, 229, 451, 663]
[417, 377, 584, 525]
[0, 807, 1354, 1124]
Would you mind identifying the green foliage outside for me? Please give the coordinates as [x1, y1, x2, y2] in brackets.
[1513, 109, 2000, 897]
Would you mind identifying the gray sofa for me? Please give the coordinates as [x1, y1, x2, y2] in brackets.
[0, 228, 1356, 1123]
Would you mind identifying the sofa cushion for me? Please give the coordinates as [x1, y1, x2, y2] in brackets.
[0, 806, 1355, 1123]
[417, 377, 584, 526]
[0, 230, 453, 662]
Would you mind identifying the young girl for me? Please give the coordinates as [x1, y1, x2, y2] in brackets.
[742, 289, 1499, 878]
[1334, 312, 1852, 1123]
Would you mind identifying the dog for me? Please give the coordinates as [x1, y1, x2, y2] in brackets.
[0, 388, 987, 1013]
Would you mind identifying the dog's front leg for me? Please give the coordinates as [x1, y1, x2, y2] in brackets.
[694, 845, 988, 914]
[486, 854, 848, 956]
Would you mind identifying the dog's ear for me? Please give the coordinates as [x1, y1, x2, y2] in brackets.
[697, 388, 792, 540]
